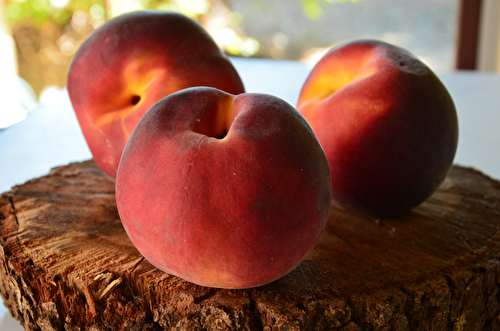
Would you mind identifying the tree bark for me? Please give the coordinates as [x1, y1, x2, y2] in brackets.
[1, 160, 500, 330]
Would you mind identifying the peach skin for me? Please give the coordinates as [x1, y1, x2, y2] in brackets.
[297, 40, 458, 218]
[67, 10, 245, 179]
[116, 87, 332, 289]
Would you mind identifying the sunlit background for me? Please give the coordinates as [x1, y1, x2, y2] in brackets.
[0, 0, 459, 129]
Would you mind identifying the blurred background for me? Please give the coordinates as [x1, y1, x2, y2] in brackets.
[0, 0, 463, 129]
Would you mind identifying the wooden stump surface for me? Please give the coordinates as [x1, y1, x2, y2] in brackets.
[1, 160, 500, 330]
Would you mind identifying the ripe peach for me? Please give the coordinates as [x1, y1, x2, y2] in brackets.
[115, 87, 332, 289]
[67, 10, 245, 179]
[297, 40, 459, 218]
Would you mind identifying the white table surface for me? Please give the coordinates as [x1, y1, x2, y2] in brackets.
[1, 57, 500, 329]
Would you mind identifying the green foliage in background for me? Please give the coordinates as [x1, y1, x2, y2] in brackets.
[301, 0, 365, 20]
[4, 0, 107, 27]
[4, 0, 217, 28]
[4, 0, 366, 28]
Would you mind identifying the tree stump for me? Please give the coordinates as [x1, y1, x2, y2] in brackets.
[1, 160, 500, 331]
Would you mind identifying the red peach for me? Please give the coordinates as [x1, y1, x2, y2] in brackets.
[297, 40, 459, 218]
[68, 10, 245, 179]
[116, 87, 332, 289]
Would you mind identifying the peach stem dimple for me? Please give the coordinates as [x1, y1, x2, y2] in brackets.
[215, 128, 228, 140]
[192, 96, 234, 140]
[131, 95, 141, 105]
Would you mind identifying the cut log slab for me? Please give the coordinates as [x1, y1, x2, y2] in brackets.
[1, 161, 500, 330]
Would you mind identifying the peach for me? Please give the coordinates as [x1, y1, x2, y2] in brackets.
[297, 40, 458, 218]
[115, 87, 332, 289]
[67, 10, 245, 179]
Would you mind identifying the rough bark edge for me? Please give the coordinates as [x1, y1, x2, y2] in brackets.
[1, 161, 500, 330]
[2, 213, 500, 330]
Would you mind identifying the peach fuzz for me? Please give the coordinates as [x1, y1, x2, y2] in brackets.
[297, 40, 458, 218]
[67, 10, 245, 179]
[115, 87, 332, 289]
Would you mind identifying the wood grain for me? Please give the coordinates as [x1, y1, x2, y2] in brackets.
[1, 160, 500, 330]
